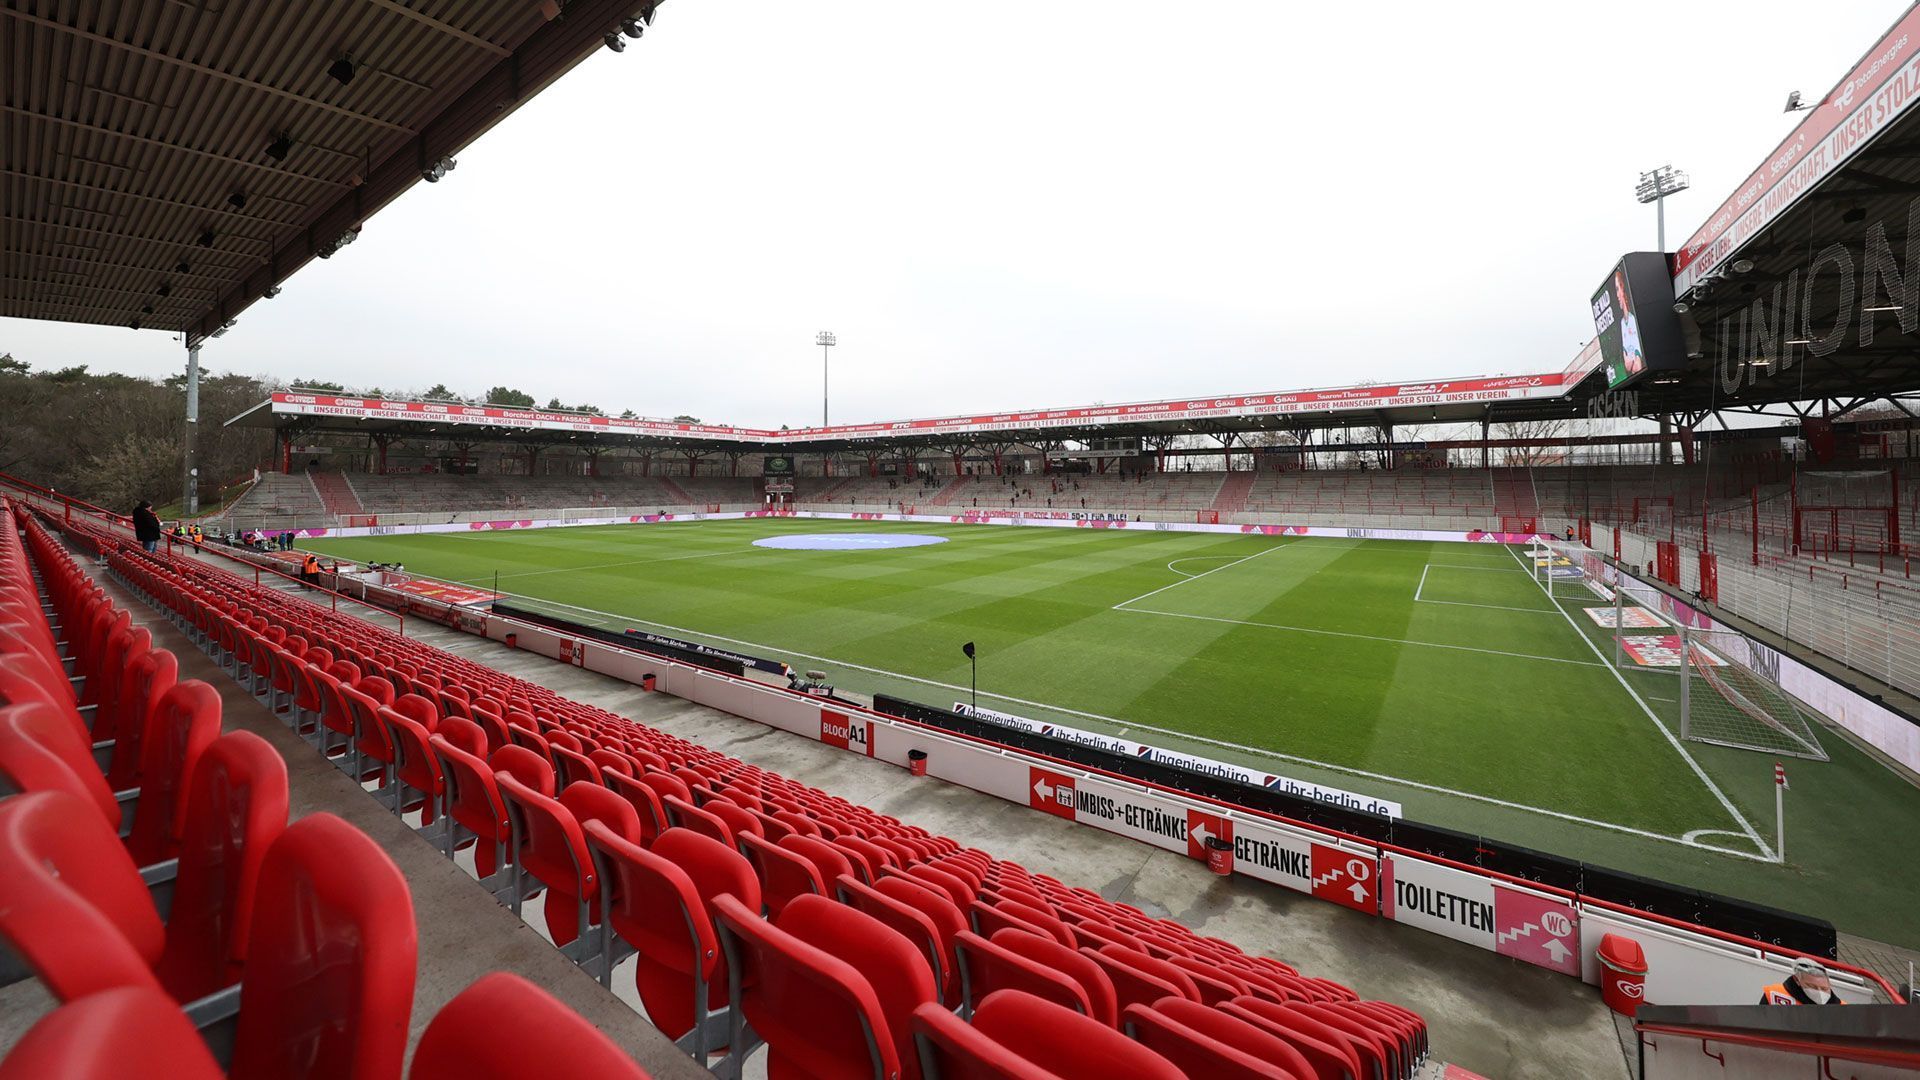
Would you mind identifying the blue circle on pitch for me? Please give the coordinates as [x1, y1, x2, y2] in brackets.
[753, 532, 950, 551]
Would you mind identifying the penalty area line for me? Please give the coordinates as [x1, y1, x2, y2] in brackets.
[473, 584, 1771, 862]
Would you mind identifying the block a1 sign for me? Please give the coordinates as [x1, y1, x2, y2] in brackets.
[819, 710, 874, 757]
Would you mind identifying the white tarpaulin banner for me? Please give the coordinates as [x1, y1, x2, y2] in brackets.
[956, 701, 1402, 818]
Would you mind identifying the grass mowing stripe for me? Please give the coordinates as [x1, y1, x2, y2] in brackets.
[1114, 606, 1607, 666]
[474, 582, 1778, 858]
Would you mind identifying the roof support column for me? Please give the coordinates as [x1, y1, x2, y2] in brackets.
[182, 342, 201, 514]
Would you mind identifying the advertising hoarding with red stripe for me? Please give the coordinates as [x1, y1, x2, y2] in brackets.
[264, 372, 1577, 444]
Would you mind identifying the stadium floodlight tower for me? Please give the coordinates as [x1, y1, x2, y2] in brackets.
[1635, 165, 1691, 253]
[816, 330, 836, 427]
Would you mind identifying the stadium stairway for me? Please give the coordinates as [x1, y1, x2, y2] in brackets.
[1210, 470, 1257, 516]
[1491, 468, 1540, 529]
[807, 475, 860, 504]
[653, 475, 696, 505]
[84, 540, 1638, 1078]
[925, 476, 975, 507]
[310, 469, 366, 521]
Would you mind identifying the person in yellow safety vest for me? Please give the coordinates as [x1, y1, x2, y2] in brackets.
[1762, 958, 1844, 1005]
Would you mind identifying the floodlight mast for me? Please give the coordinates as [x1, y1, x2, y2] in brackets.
[816, 331, 836, 427]
[1635, 165, 1691, 253]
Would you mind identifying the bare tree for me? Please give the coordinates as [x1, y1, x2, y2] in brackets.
[1496, 419, 1569, 466]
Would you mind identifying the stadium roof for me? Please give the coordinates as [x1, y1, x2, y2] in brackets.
[229, 346, 1605, 451]
[1, 0, 660, 348]
[1635, 1, 1920, 420]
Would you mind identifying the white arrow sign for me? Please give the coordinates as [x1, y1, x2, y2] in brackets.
[1033, 778, 1055, 801]
[1542, 938, 1572, 965]
[1347, 881, 1370, 905]
[1191, 822, 1215, 847]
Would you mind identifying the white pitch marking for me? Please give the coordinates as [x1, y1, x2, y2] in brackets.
[1166, 555, 1245, 579]
[1111, 543, 1292, 610]
[1502, 543, 1774, 861]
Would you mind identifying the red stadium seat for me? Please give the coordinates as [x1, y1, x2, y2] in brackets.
[988, 928, 1118, 1028]
[910, 1000, 1063, 1080]
[154, 730, 289, 1001]
[0, 702, 120, 829]
[0, 790, 165, 1001]
[664, 792, 737, 849]
[589, 825, 759, 1055]
[1222, 998, 1367, 1080]
[953, 929, 1092, 1020]
[410, 972, 653, 1079]
[713, 892, 936, 1079]
[739, 831, 827, 919]
[874, 873, 969, 1005]
[103, 648, 178, 790]
[966, 990, 1184, 1080]
[227, 813, 417, 1080]
[0, 987, 222, 1080]
[836, 873, 949, 998]
[1122, 998, 1314, 1079]
[1081, 944, 1194, 1016]
[431, 731, 513, 881]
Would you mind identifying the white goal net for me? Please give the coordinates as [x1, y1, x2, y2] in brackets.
[1603, 579, 1827, 760]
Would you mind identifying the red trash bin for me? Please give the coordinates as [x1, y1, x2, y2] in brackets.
[1204, 836, 1233, 876]
[1597, 933, 1648, 1015]
[908, 750, 928, 777]
[641, 673, 657, 692]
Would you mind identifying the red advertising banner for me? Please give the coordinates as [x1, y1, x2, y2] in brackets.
[266, 371, 1576, 445]
[1672, 3, 1920, 293]
[387, 578, 500, 607]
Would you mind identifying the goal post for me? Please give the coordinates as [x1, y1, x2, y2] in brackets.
[1530, 536, 1603, 603]
[1603, 574, 1828, 760]
[1680, 625, 1828, 760]
[1792, 467, 1901, 557]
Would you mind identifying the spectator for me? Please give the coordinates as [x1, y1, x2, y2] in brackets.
[132, 500, 162, 553]
[1762, 959, 1843, 1005]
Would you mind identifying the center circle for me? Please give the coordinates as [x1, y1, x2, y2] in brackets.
[752, 532, 951, 551]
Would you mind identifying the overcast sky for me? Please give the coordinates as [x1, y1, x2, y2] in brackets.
[2, 0, 1908, 427]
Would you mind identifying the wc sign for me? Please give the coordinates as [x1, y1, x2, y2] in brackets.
[819, 710, 873, 757]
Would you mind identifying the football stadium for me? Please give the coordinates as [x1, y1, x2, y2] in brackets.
[4, 2, 1920, 1078]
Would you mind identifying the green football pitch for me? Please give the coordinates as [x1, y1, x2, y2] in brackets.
[304, 517, 1920, 947]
